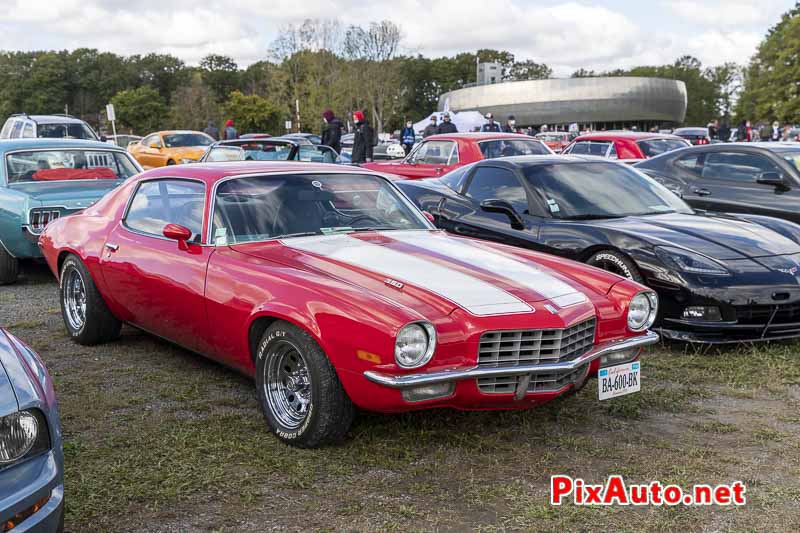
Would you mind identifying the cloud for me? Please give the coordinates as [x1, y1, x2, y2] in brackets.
[0, 0, 788, 73]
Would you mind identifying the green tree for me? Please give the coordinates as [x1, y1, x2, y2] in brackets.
[736, 3, 800, 122]
[200, 54, 241, 102]
[110, 86, 168, 133]
[169, 72, 221, 131]
[223, 91, 283, 134]
[128, 53, 189, 102]
[508, 60, 552, 81]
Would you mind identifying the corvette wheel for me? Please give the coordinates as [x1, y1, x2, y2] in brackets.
[256, 322, 355, 448]
[587, 250, 644, 283]
[0, 244, 19, 285]
[60, 255, 121, 345]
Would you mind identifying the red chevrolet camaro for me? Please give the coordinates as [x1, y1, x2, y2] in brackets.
[39, 162, 658, 447]
[362, 132, 553, 179]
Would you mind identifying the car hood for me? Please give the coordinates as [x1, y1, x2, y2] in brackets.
[10, 180, 124, 210]
[233, 230, 590, 316]
[165, 147, 207, 160]
[589, 213, 800, 260]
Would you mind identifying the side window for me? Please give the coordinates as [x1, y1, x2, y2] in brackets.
[675, 154, 703, 177]
[144, 135, 162, 149]
[124, 180, 206, 241]
[703, 152, 779, 182]
[10, 120, 24, 138]
[447, 143, 459, 165]
[465, 167, 529, 214]
[0, 119, 14, 138]
[22, 123, 35, 138]
[608, 143, 618, 159]
[416, 141, 454, 165]
[567, 142, 590, 155]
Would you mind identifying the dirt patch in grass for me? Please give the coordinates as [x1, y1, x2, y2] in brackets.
[3, 262, 800, 532]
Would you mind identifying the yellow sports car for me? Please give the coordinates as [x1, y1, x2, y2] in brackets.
[129, 130, 214, 169]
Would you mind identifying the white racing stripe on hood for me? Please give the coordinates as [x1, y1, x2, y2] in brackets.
[389, 231, 587, 305]
[282, 233, 533, 316]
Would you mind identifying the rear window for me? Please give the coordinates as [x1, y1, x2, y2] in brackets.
[6, 150, 140, 184]
[478, 139, 550, 159]
[637, 139, 689, 157]
[567, 141, 611, 156]
[37, 122, 97, 140]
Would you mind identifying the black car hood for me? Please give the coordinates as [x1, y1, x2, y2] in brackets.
[587, 213, 800, 260]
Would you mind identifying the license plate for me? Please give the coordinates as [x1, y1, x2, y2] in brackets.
[598, 361, 640, 400]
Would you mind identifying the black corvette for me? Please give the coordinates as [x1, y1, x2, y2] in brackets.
[396, 156, 800, 343]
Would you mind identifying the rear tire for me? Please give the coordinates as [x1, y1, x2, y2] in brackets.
[0, 245, 19, 285]
[255, 321, 355, 448]
[59, 254, 121, 345]
[586, 250, 644, 283]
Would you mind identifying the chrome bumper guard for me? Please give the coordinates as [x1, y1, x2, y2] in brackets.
[364, 331, 659, 389]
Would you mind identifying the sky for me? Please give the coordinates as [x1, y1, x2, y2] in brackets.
[0, 0, 794, 75]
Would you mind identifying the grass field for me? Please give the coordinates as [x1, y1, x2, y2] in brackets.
[3, 263, 800, 532]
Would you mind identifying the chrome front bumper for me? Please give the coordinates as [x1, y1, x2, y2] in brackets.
[364, 331, 660, 389]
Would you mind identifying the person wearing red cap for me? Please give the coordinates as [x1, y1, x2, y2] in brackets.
[320, 109, 342, 154]
[350, 110, 375, 164]
[222, 119, 238, 140]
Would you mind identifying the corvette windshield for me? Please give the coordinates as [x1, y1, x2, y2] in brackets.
[212, 173, 429, 244]
[523, 162, 692, 219]
[6, 150, 139, 183]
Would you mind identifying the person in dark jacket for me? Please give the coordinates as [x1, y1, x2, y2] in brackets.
[222, 119, 238, 140]
[350, 110, 374, 164]
[320, 109, 343, 154]
[502, 115, 517, 133]
[481, 113, 500, 132]
[436, 112, 458, 134]
[203, 120, 219, 140]
[400, 120, 415, 155]
[422, 115, 438, 138]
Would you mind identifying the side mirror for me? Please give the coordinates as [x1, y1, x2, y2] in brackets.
[480, 199, 524, 229]
[756, 171, 789, 189]
[100, 135, 108, 143]
[163, 223, 193, 250]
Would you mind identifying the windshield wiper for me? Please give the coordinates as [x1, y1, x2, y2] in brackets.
[325, 226, 399, 233]
[270, 232, 320, 240]
[559, 214, 626, 220]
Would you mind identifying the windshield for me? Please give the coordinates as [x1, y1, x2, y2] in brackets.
[6, 150, 139, 183]
[637, 138, 688, 157]
[523, 162, 691, 219]
[163, 133, 213, 148]
[216, 142, 294, 161]
[776, 148, 800, 171]
[479, 139, 550, 159]
[37, 122, 97, 140]
[536, 134, 567, 142]
[205, 146, 246, 162]
[212, 173, 429, 244]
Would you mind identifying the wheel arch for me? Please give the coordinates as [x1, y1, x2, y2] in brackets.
[247, 309, 325, 367]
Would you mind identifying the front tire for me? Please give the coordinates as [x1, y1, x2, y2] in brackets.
[166, 159, 176, 166]
[586, 250, 644, 282]
[0, 245, 19, 285]
[60, 255, 121, 345]
[255, 321, 355, 448]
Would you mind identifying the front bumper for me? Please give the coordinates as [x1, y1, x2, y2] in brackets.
[0, 451, 64, 532]
[363, 331, 658, 403]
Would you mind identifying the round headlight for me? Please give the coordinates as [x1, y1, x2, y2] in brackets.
[628, 291, 658, 332]
[0, 411, 39, 464]
[395, 322, 436, 369]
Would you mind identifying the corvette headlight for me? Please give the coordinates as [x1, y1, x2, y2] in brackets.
[395, 322, 436, 368]
[655, 246, 730, 276]
[628, 291, 658, 332]
[0, 410, 48, 466]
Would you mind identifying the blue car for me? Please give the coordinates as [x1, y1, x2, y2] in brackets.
[0, 328, 64, 531]
[0, 139, 142, 284]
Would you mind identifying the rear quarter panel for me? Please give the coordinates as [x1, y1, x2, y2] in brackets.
[0, 186, 32, 257]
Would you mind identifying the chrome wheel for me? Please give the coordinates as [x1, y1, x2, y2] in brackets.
[264, 341, 312, 430]
[63, 267, 87, 331]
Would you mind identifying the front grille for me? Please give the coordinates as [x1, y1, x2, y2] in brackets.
[28, 209, 61, 234]
[477, 363, 590, 394]
[476, 318, 596, 394]
[735, 303, 800, 325]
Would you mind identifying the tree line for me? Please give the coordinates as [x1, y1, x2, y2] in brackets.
[0, 9, 796, 136]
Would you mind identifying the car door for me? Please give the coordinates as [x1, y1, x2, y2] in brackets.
[444, 165, 541, 248]
[99, 178, 215, 353]
[401, 140, 458, 179]
[137, 135, 165, 169]
[689, 149, 800, 221]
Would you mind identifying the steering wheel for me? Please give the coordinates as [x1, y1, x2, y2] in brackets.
[346, 214, 382, 228]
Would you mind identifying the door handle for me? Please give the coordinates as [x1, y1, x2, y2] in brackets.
[692, 188, 711, 196]
[105, 243, 119, 252]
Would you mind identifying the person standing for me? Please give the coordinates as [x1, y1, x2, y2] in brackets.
[718, 121, 731, 142]
[772, 121, 781, 141]
[502, 115, 517, 133]
[320, 109, 343, 154]
[437, 112, 458, 134]
[203, 120, 219, 141]
[222, 119, 238, 140]
[423, 115, 438, 138]
[481, 113, 500, 132]
[350, 110, 374, 164]
[400, 120, 415, 155]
